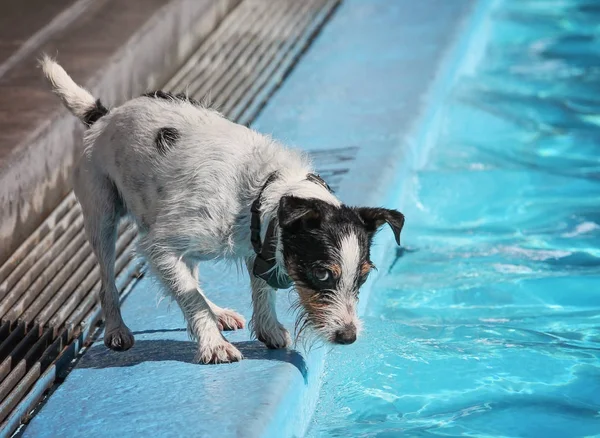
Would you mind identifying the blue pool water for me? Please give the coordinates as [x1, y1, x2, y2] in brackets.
[309, 1, 600, 437]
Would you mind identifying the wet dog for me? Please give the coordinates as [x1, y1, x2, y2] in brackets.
[41, 56, 405, 364]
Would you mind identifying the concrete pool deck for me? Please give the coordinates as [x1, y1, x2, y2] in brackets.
[19, 0, 484, 436]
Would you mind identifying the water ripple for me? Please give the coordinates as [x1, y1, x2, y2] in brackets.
[310, 1, 600, 436]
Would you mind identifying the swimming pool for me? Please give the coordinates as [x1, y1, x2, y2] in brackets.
[308, 1, 600, 437]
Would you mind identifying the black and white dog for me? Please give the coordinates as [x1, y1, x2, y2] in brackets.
[41, 56, 405, 364]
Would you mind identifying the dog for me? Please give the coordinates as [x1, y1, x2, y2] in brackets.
[40, 56, 405, 364]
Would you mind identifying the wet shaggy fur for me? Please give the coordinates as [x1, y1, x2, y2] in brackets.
[40, 55, 405, 364]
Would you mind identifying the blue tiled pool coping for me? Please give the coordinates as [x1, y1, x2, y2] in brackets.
[20, 1, 495, 437]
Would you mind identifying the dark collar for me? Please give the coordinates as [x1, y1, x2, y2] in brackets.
[250, 171, 332, 289]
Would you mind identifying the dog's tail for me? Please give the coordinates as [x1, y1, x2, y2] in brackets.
[39, 54, 108, 127]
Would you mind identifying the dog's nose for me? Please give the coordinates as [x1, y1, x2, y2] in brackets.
[333, 324, 357, 345]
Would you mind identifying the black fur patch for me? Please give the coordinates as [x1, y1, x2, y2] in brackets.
[143, 90, 172, 100]
[355, 207, 405, 245]
[142, 90, 201, 106]
[279, 197, 372, 294]
[175, 93, 202, 106]
[82, 99, 109, 127]
[155, 127, 179, 155]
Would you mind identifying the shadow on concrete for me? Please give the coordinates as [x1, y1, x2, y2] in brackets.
[79, 335, 308, 382]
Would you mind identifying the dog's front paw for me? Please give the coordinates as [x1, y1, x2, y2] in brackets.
[257, 323, 291, 349]
[104, 325, 135, 351]
[196, 339, 243, 364]
[215, 308, 246, 331]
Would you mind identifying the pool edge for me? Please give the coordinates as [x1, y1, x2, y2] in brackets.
[371, 0, 500, 273]
[258, 0, 499, 437]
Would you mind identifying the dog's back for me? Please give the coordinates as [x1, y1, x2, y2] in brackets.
[89, 94, 278, 249]
[41, 55, 309, 256]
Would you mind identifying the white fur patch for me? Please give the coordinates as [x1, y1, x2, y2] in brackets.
[40, 55, 97, 119]
[338, 233, 361, 293]
[314, 232, 362, 340]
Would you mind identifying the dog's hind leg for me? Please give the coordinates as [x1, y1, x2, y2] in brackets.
[143, 245, 243, 364]
[74, 165, 134, 351]
[184, 260, 245, 331]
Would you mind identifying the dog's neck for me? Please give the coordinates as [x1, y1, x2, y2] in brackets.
[251, 169, 340, 288]
[260, 171, 340, 219]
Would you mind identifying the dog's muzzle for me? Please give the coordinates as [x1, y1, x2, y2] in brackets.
[333, 323, 357, 345]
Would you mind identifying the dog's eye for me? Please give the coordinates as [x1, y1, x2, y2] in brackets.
[313, 268, 331, 283]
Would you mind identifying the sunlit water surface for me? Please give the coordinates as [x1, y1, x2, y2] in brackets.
[308, 1, 600, 436]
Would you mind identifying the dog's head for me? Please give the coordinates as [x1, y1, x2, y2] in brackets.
[278, 196, 404, 345]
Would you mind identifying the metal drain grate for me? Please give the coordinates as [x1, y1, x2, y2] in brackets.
[0, 195, 139, 434]
[0, 0, 341, 434]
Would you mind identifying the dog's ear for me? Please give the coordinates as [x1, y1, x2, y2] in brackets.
[355, 207, 405, 245]
[278, 196, 323, 229]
